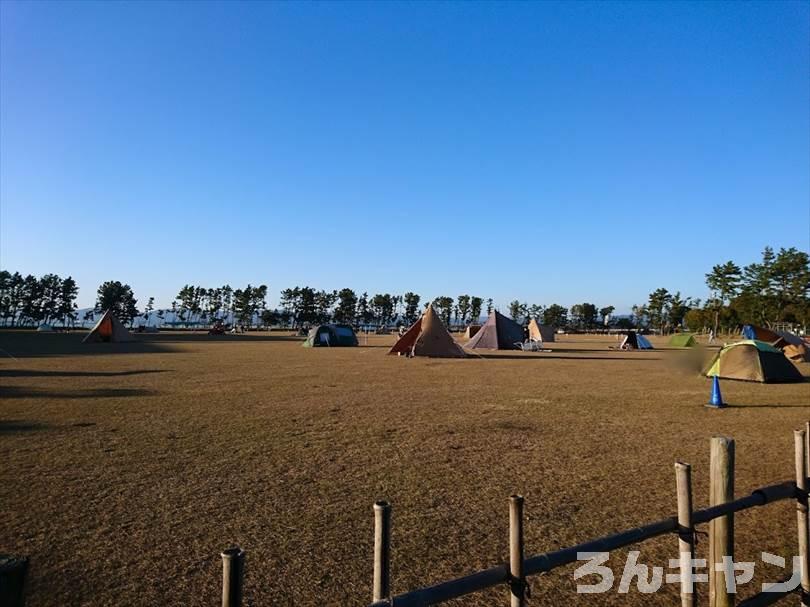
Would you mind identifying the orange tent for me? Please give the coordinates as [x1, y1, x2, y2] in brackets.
[83, 310, 134, 343]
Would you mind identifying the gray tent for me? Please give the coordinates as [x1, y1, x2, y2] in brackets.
[465, 310, 524, 350]
[302, 324, 358, 347]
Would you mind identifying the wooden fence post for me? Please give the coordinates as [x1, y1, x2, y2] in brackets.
[709, 436, 734, 607]
[676, 462, 695, 607]
[509, 495, 526, 607]
[221, 547, 244, 607]
[804, 422, 809, 481]
[373, 501, 392, 602]
[795, 430, 810, 607]
[0, 556, 28, 607]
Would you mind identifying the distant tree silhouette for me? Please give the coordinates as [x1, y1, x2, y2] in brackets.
[470, 297, 483, 323]
[403, 292, 420, 325]
[95, 280, 139, 325]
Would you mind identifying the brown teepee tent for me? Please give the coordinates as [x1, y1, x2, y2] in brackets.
[465, 310, 523, 350]
[83, 310, 134, 343]
[527, 318, 556, 343]
[463, 324, 482, 339]
[775, 330, 810, 362]
[388, 304, 466, 358]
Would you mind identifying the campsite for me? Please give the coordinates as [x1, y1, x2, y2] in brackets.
[1, 328, 808, 605]
[2, 1, 809, 605]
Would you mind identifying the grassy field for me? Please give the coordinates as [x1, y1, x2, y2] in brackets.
[1, 330, 808, 606]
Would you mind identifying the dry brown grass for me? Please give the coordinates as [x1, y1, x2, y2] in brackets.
[1, 330, 808, 606]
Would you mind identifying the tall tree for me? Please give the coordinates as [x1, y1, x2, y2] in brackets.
[631, 304, 648, 329]
[527, 304, 544, 323]
[569, 304, 583, 329]
[95, 280, 139, 325]
[646, 288, 672, 333]
[579, 303, 598, 329]
[0, 270, 12, 326]
[508, 300, 527, 323]
[56, 276, 79, 326]
[432, 296, 454, 326]
[39, 274, 62, 325]
[771, 247, 810, 323]
[470, 296, 483, 323]
[221, 285, 234, 324]
[402, 292, 421, 325]
[20, 274, 43, 326]
[315, 290, 338, 324]
[334, 288, 358, 324]
[456, 295, 471, 325]
[371, 293, 395, 326]
[542, 304, 567, 328]
[667, 292, 690, 329]
[142, 297, 155, 327]
[706, 262, 742, 305]
[599, 306, 615, 326]
[356, 292, 372, 326]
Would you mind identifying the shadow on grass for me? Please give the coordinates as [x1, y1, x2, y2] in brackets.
[0, 332, 178, 359]
[542, 347, 666, 354]
[139, 333, 303, 343]
[470, 354, 663, 361]
[726, 403, 810, 409]
[0, 369, 169, 378]
[0, 419, 50, 434]
[0, 331, 304, 359]
[0, 386, 158, 399]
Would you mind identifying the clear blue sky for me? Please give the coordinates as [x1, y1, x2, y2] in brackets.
[1, 1, 808, 312]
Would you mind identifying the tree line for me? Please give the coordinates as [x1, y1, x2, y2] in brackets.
[0, 271, 79, 327]
[631, 247, 809, 334]
[1, 246, 806, 331]
[171, 284, 269, 327]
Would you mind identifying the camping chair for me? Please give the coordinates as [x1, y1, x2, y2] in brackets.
[514, 339, 548, 352]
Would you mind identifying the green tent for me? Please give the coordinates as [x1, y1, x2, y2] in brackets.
[302, 324, 358, 347]
[705, 340, 803, 383]
[669, 334, 697, 347]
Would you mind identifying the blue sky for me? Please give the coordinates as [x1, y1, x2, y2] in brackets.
[1, 1, 808, 312]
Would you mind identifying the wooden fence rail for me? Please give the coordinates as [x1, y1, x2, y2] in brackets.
[215, 424, 810, 607]
[365, 424, 810, 607]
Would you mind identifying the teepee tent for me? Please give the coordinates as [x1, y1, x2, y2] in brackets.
[463, 324, 482, 339]
[466, 310, 524, 350]
[527, 318, 555, 343]
[784, 343, 810, 363]
[82, 310, 134, 343]
[741, 324, 786, 347]
[742, 325, 808, 362]
[668, 334, 697, 347]
[705, 340, 802, 383]
[775, 330, 810, 363]
[388, 304, 466, 358]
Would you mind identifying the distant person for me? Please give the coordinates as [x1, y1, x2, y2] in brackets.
[398, 325, 406, 338]
[708, 328, 715, 344]
[523, 324, 530, 343]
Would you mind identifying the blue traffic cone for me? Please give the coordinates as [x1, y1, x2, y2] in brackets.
[708, 376, 725, 408]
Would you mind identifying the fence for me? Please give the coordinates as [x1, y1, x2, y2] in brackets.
[219, 422, 810, 607]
